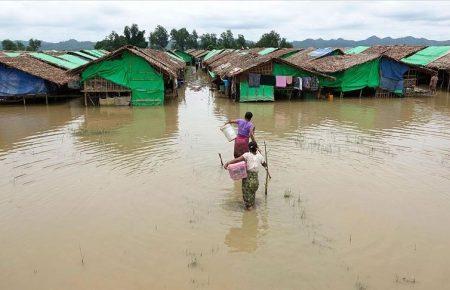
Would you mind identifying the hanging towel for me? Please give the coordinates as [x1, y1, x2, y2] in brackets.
[286, 76, 293, 85]
[260, 75, 276, 86]
[248, 73, 261, 87]
[293, 77, 302, 90]
[310, 77, 319, 91]
[302, 77, 311, 89]
[276, 76, 287, 87]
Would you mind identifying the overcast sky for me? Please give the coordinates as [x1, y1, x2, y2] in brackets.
[1, 1, 449, 42]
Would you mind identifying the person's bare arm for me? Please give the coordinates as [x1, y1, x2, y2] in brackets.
[250, 126, 256, 142]
[225, 119, 238, 125]
[224, 156, 245, 169]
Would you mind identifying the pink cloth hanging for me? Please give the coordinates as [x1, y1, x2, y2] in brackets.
[286, 76, 293, 85]
[276, 76, 287, 87]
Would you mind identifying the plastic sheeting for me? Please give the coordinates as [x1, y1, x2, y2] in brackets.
[379, 58, 409, 94]
[320, 59, 380, 92]
[345, 46, 369, 54]
[57, 54, 89, 66]
[174, 50, 192, 63]
[30, 53, 79, 69]
[239, 80, 274, 102]
[203, 49, 223, 61]
[70, 51, 98, 60]
[0, 65, 48, 96]
[402, 46, 450, 66]
[272, 63, 313, 77]
[309, 47, 337, 58]
[81, 51, 165, 106]
[258, 47, 278, 55]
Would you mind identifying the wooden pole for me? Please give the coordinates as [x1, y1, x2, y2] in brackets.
[359, 89, 363, 98]
[317, 86, 322, 99]
[23, 96, 26, 106]
[340, 91, 343, 99]
[447, 71, 450, 92]
[264, 141, 270, 195]
[84, 92, 87, 107]
[45, 94, 48, 105]
[218, 153, 224, 166]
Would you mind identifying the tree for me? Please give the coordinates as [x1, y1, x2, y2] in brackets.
[236, 34, 246, 49]
[170, 28, 190, 50]
[256, 30, 293, 48]
[279, 38, 293, 48]
[186, 30, 198, 49]
[218, 30, 235, 49]
[149, 25, 169, 49]
[256, 30, 281, 47]
[123, 24, 147, 48]
[199, 33, 217, 50]
[95, 31, 127, 51]
[16, 42, 25, 51]
[2, 39, 17, 50]
[26, 39, 42, 51]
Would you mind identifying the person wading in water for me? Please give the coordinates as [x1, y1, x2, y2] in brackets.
[225, 112, 255, 158]
[224, 141, 267, 210]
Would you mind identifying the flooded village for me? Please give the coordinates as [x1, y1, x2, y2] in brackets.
[2, 2, 450, 289]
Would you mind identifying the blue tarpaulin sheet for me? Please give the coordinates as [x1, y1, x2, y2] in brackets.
[0, 66, 48, 96]
[309, 47, 334, 58]
[380, 58, 409, 93]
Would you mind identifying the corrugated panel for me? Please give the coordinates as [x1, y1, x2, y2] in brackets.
[4, 52, 22, 57]
[166, 51, 185, 62]
[29, 52, 79, 70]
[203, 49, 223, 61]
[82, 50, 104, 58]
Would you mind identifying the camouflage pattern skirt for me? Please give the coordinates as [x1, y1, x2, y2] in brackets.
[242, 171, 259, 208]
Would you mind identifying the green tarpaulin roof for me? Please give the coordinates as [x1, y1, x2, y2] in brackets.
[258, 47, 278, 55]
[3, 52, 21, 57]
[29, 52, 79, 69]
[345, 46, 369, 54]
[402, 46, 450, 66]
[166, 51, 185, 62]
[57, 54, 89, 66]
[82, 50, 104, 58]
[203, 49, 223, 61]
[70, 51, 98, 60]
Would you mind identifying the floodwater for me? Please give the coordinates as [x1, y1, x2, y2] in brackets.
[1, 70, 450, 290]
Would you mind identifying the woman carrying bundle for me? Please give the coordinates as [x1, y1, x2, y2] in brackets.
[224, 141, 267, 210]
[225, 112, 255, 158]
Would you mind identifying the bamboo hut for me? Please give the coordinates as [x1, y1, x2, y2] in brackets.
[427, 53, 450, 91]
[0, 55, 71, 103]
[68, 45, 185, 106]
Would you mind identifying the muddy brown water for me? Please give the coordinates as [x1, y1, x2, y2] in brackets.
[1, 71, 450, 289]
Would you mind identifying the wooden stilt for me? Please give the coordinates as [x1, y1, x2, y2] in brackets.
[23, 96, 26, 106]
[340, 91, 343, 99]
[218, 153, 224, 166]
[317, 86, 322, 99]
[45, 94, 48, 105]
[264, 141, 270, 196]
[359, 89, 363, 98]
[84, 92, 87, 107]
[447, 74, 450, 92]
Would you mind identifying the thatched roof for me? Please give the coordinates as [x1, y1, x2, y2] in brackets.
[186, 49, 209, 58]
[0, 55, 69, 85]
[427, 53, 450, 70]
[307, 53, 380, 73]
[69, 45, 183, 78]
[363, 45, 426, 61]
[203, 49, 236, 66]
[207, 48, 333, 79]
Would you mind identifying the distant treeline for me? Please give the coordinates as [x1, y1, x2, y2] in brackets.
[94, 24, 293, 51]
[1, 39, 42, 51]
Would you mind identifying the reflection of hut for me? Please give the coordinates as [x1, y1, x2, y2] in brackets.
[0, 55, 71, 103]
[69, 45, 186, 107]
[207, 48, 332, 102]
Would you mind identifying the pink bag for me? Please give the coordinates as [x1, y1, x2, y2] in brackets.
[227, 161, 247, 180]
